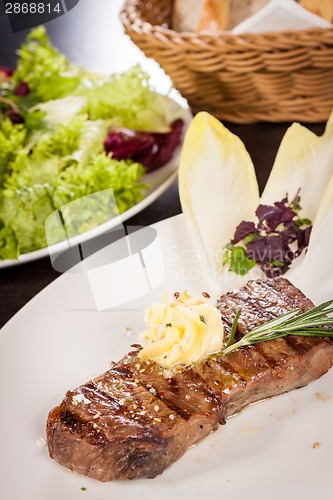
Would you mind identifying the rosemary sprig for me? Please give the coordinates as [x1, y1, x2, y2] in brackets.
[222, 300, 333, 356]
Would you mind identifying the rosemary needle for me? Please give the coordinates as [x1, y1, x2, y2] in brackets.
[222, 300, 333, 356]
[225, 308, 242, 349]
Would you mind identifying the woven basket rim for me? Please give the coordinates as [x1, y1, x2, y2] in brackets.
[121, 0, 333, 45]
[120, 0, 333, 123]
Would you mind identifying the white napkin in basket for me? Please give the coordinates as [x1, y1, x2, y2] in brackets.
[232, 0, 332, 34]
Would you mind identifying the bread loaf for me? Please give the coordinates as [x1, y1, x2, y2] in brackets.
[227, 0, 270, 29]
[172, 0, 230, 32]
[299, 0, 333, 22]
[172, 0, 271, 33]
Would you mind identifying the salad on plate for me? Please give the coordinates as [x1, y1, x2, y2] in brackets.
[0, 26, 187, 261]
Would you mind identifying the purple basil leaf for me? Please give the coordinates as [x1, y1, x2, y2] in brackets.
[104, 119, 184, 172]
[260, 261, 290, 278]
[255, 204, 276, 222]
[227, 191, 311, 278]
[303, 225, 312, 246]
[256, 204, 281, 231]
[281, 222, 298, 246]
[274, 197, 288, 209]
[231, 221, 257, 244]
[256, 203, 296, 231]
[279, 206, 296, 223]
[284, 247, 294, 263]
[247, 235, 284, 263]
[296, 226, 312, 254]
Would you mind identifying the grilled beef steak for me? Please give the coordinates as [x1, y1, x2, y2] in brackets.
[47, 278, 333, 481]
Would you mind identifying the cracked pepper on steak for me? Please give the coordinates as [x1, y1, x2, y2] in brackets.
[46, 278, 333, 481]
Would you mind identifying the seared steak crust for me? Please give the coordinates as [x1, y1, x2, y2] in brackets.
[47, 278, 333, 481]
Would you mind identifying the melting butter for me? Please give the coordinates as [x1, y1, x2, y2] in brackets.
[138, 291, 224, 367]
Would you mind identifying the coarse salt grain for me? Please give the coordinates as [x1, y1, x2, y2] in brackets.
[72, 394, 91, 406]
[154, 405, 160, 412]
[169, 414, 175, 420]
[35, 437, 46, 450]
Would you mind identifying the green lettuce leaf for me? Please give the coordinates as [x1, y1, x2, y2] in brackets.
[0, 184, 55, 254]
[32, 114, 86, 158]
[0, 222, 19, 260]
[0, 119, 27, 183]
[53, 152, 146, 213]
[71, 119, 111, 166]
[81, 67, 182, 133]
[30, 95, 88, 128]
[13, 26, 81, 103]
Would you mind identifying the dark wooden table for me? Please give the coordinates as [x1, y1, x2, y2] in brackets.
[0, 0, 325, 329]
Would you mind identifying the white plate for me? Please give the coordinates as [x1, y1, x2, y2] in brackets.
[0, 106, 191, 269]
[1, 215, 332, 500]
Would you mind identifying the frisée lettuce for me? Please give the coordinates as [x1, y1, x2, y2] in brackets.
[12, 26, 82, 103]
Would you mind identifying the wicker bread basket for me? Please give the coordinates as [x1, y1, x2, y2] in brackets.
[121, 0, 333, 123]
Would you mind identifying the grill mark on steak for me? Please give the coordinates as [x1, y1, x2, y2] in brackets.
[47, 277, 333, 481]
[117, 354, 223, 420]
[284, 335, 320, 355]
[61, 408, 109, 446]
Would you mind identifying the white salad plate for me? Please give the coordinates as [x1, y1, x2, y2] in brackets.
[1, 214, 332, 500]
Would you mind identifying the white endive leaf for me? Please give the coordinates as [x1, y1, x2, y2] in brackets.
[311, 169, 333, 235]
[286, 172, 333, 303]
[178, 112, 259, 274]
[261, 112, 333, 221]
